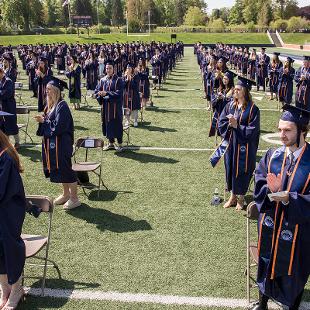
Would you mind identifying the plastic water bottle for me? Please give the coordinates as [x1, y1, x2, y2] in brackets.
[211, 188, 222, 206]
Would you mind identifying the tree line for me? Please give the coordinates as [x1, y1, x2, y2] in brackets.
[0, 0, 308, 33]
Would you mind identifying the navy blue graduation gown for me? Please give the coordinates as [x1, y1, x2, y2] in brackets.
[254, 143, 310, 307]
[36, 100, 76, 183]
[136, 69, 150, 99]
[66, 65, 82, 100]
[84, 60, 99, 91]
[150, 56, 162, 84]
[0, 148, 26, 285]
[26, 60, 37, 92]
[209, 89, 233, 137]
[278, 67, 295, 104]
[294, 66, 310, 110]
[95, 75, 124, 141]
[214, 101, 260, 195]
[268, 62, 283, 93]
[256, 54, 270, 88]
[123, 75, 141, 112]
[248, 58, 258, 81]
[0, 77, 18, 135]
[34, 68, 53, 112]
[204, 68, 214, 101]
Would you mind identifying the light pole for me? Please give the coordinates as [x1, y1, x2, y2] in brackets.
[97, 0, 100, 34]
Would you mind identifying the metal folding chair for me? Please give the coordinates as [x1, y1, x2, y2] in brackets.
[245, 201, 259, 305]
[72, 137, 108, 198]
[22, 195, 61, 297]
[15, 82, 25, 105]
[16, 106, 33, 143]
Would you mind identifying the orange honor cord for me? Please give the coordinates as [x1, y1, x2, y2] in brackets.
[257, 213, 266, 256]
[56, 137, 59, 170]
[271, 211, 284, 280]
[236, 144, 240, 178]
[0, 147, 8, 157]
[245, 144, 249, 173]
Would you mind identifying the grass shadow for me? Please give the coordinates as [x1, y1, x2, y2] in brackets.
[23, 279, 100, 309]
[146, 107, 180, 114]
[139, 123, 177, 133]
[74, 125, 89, 131]
[19, 146, 42, 163]
[116, 150, 179, 164]
[67, 203, 152, 233]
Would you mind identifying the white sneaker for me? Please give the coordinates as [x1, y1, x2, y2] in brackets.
[103, 143, 115, 151]
[133, 121, 138, 127]
[54, 195, 69, 205]
[63, 199, 81, 210]
[114, 144, 123, 152]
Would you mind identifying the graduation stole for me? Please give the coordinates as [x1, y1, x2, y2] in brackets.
[258, 143, 310, 279]
[297, 67, 309, 106]
[209, 101, 254, 170]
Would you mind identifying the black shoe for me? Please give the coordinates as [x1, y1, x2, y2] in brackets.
[250, 302, 268, 310]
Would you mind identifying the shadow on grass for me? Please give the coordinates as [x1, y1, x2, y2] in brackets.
[86, 189, 133, 202]
[116, 150, 179, 164]
[74, 125, 89, 131]
[139, 123, 177, 133]
[19, 146, 42, 163]
[67, 203, 152, 233]
[77, 106, 101, 114]
[23, 279, 100, 309]
[146, 107, 180, 114]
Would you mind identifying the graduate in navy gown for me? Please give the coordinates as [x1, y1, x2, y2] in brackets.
[0, 65, 20, 150]
[136, 58, 150, 109]
[210, 76, 260, 210]
[34, 56, 53, 112]
[123, 63, 141, 127]
[66, 55, 82, 110]
[248, 49, 258, 81]
[35, 77, 80, 210]
[2, 54, 17, 86]
[204, 55, 217, 111]
[95, 61, 124, 151]
[26, 52, 38, 97]
[268, 52, 283, 101]
[256, 48, 270, 92]
[84, 52, 99, 91]
[294, 55, 310, 110]
[209, 70, 235, 137]
[252, 104, 310, 310]
[278, 57, 295, 105]
[150, 48, 162, 89]
[0, 125, 26, 309]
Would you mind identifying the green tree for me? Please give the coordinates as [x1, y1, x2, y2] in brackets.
[183, 6, 205, 26]
[228, 0, 244, 25]
[112, 0, 123, 26]
[242, 0, 258, 24]
[45, 0, 58, 27]
[208, 18, 226, 31]
[283, 0, 299, 19]
[257, 0, 273, 27]
[2, 0, 44, 31]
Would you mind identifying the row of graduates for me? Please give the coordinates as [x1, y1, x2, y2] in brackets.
[194, 43, 310, 111]
[206, 62, 310, 309]
[13, 41, 183, 96]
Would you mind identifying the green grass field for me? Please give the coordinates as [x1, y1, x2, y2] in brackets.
[280, 33, 310, 45]
[12, 47, 309, 309]
[0, 33, 270, 46]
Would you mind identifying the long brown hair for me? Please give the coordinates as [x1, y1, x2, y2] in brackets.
[0, 130, 23, 172]
[234, 86, 253, 110]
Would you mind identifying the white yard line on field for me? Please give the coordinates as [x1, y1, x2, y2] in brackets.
[25, 287, 310, 309]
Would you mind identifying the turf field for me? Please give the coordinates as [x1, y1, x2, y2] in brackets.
[0, 33, 270, 46]
[14, 47, 309, 309]
[280, 33, 310, 45]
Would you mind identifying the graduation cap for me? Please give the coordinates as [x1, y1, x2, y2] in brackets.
[237, 76, 256, 90]
[39, 56, 48, 62]
[261, 47, 266, 51]
[218, 56, 229, 63]
[71, 55, 78, 63]
[105, 59, 114, 66]
[281, 104, 310, 146]
[273, 52, 280, 56]
[224, 70, 237, 81]
[47, 77, 68, 91]
[126, 63, 135, 68]
[286, 57, 294, 63]
[281, 104, 310, 126]
[303, 55, 310, 61]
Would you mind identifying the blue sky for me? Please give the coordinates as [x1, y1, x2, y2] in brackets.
[206, 0, 308, 12]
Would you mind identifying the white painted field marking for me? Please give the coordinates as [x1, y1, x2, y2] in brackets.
[21, 144, 269, 153]
[262, 132, 310, 145]
[25, 287, 310, 309]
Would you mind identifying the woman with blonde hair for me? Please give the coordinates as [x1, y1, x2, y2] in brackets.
[35, 78, 80, 210]
[0, 115, 26, 309]
[210, 76, 260, 211]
